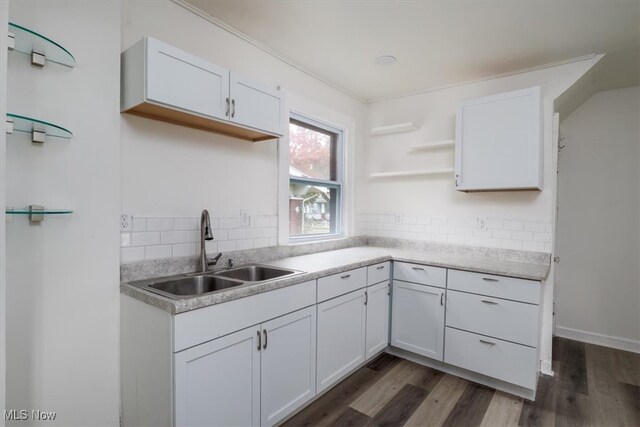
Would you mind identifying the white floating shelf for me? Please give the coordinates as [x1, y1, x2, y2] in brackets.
[370, 168, 454, 178]
[370, 122, 419, 136]
[411, 139, 455, 151]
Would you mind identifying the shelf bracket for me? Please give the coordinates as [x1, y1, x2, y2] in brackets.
[29, 205, 44, 223]
[31, 48, 46, 67]
[6, 117, 13, 134]
[7, 31, 15, 51]
[32, 125, 46, 143]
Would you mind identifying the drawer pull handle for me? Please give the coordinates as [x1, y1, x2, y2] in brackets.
[481, 299, 498, 305]
[263, 329, 268, 350]
[257, 330, 262, 351]
[376, 266, 385, 270]
[412, 267, 425, 271]
[440, 293, 444, 306]
[482, 277, 499, 282]
[340, 274, 351, 279]
[364, 291, 368, 305]
[479, 339, 496, 346]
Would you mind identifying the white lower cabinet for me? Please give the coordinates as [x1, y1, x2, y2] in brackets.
[316, 289, 367, 393]
[174, 326, 261, 427]
[174, 306, 316, 427]
[391, 280, 446, 361]
[365, 281, 390, 359]
[260, 307, 316, 426]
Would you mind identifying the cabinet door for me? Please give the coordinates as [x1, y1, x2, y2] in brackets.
[365, 281, 390, 359]
[391, 281, 445, 361]
[174, 326, 260, 427]
[316, 289, 366, 393]
[230, 72, 284, 136]
[455, 86, 541, 191]
[146, 37, 230, 121]
[260, 307, 316, 426]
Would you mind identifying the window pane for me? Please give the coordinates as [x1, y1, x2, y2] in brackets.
[289, 183, 338, 237]
[289, 121, 335, 181]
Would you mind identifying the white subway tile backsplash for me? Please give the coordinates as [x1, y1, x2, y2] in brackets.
[228, 228, 246, 240]
[161, 231, 186, 244]
[146, 217, 174, 231]
[121, 247, 145, 263]
[132, 218, 147, 232]
[172, 243, 197, 257]
[145, 245, 172, 260]
[121, 213, 280, 263]
[357, 213, 552, 254]
[524, 222, 547, 233]
[173, 217, 197, 231]
[503, 220, 524, 231]
[218, 240, 237, 252]
[131, 232, 160, 247]
[512, 231, 534, 241]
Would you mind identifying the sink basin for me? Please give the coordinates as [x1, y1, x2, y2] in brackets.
[214, 265, 300, 282]
[129, 265, 304, 300]
[133, 275, 244, 299]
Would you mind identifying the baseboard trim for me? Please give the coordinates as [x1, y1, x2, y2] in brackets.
[540, 359, 554, 376]
[555, 326, 640, 354]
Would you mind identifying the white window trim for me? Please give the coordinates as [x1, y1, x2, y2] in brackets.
[287, 111, 345, 244]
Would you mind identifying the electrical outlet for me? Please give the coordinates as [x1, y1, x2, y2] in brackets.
[478, 218, 487, 231]
[395, 214, 402, 225]
[239, 210, 249, 228]
[120, 214, 131, 231]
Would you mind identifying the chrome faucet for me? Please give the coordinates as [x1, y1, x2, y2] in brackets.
[200, 209, 222, 272]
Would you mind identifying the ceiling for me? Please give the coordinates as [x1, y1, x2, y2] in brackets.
[182, 0, 640, 102]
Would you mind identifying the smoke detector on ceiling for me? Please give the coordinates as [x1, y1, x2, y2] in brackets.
[374, 55, 397, 65]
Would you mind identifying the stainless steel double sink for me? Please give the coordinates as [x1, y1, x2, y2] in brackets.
[129, 265, 304, 300]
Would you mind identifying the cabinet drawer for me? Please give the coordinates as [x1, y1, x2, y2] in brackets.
[446, 290, 539, 347]
[317, 267, 366, 302]
[445, 327, 538, 389]
[173, 280, 316, 352]
[394, 262, 446, 288]
[367, 262, 391, 286]
[448, 269, 540, 304]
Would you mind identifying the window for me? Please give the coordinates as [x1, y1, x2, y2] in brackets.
[289, 114, 343, 240]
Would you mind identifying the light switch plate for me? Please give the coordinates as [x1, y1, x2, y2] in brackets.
[240, 210, 249, 228]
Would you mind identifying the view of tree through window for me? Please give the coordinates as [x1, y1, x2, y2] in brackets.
[289, 117, 342, 239]
[289, 122, 334, 181]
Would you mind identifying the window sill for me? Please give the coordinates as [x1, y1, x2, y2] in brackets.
[288, 234, 346, 246]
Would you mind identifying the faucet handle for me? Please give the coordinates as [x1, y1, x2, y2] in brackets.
[207, 252, 223, 266]
[228, 258, 235, 268]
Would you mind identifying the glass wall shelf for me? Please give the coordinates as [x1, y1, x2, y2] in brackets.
[6, 206, 73, 223]
[8, 22, 76, 68]
[6, 113, 73, 141]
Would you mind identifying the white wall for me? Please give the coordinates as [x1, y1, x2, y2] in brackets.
[121, 1, 366, 250]
[356, 57, 600, 374]
[556, 86, 640, 352]
[0, 1, 8, 423]
[5, 1, 121, 425]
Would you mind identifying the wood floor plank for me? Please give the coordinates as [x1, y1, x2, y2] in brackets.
[350, 360, 430, 417]
[442, 382, 495, 427]
[403, 374, 468, 427]
[369, 384, 427, 427]
[406, 365, 445, 394]
[480, 390, 524, 427]
[554, 389, 590, 427]
[283, 355, 400, 427]
[519, 375, 558, 427]
[557, 338, 589, 395]
[332, 407, 372, 427]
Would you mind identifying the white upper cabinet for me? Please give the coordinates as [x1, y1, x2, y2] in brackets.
[230, 72, 285, 137]
[121, 36, 284, 142]
[455, 86, 542, 191]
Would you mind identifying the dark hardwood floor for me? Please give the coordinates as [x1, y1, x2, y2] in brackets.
[283, 338, 640, 427]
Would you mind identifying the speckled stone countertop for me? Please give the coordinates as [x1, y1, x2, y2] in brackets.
[120, 245, 550, 315]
